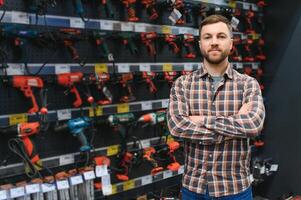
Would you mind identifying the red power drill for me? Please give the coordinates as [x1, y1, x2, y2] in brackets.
[164, 34, 180, 55]
[142, 72, 157, 93]
[57, 72, 83, 107]
[121, 0, 139, 22]
[245, 6, 256, 34]
[164, 71, 178, 87]
[119, 73, 136, 102]
[0, 0, 4, 6]
[141, 32, 157, 56]
[93, 72, 113, 105]
[141, 0, 158, 20]
[182, 34, 196, 59]
[256, 38, 266, 61]
[1, 122, 42, 173]
[143, 147, 164, 175]
[12, 76, 44, 113]
[243, 44, 255, 62]
[156, 140, 181, 171]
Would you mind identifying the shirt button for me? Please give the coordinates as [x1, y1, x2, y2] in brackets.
[212, 102, 215, 105]
[209, 154, 212, 158]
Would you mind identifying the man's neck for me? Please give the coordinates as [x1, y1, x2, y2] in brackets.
[203, 59, 229, 77]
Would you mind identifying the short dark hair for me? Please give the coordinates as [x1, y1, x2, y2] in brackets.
[199, 14, 233, 38]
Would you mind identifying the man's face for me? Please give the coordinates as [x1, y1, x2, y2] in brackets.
[199, 22, 233, 65]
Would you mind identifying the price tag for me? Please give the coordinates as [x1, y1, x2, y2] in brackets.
[55, 64, 70, 74]
[107, 145, 119, 156]
[12, 11, 29, 24]
[141, 140, 151, 148]
[252, 63, 259, 70]
[167, 135, 174, 143]
[234, 63, 243, 69]
[231, 17, 240, 30]
[70, 175, 83, 185]
[252, 34, 260, 40]
[102, 185, 112, 196]
[141, 101, 152, 111]
[134, 23, 146, 32]
[70, 18, 85, 28]
[184, 63, 193, 71]
[100, 20, 114, 30]
[7, 63, 25, 75]
[270, 164, 278, 172]
[9, 114, 27, 125]
[141, 175, 152, 186]
[89, 106, 103, 117]
[260, 166, 265, 174]
[41, 183, 56, 193]
[163, 170, 173, 179]
[161, 26, 171, 34]
[56, 180, 69, 190]
[163, 64, 173, 72]
[123, 180, 135, 191]
[96, 165, 108, 177]
[57, 109, 71, 120]
[0, 190, 7, 200]
[59, 155, 74, 166]
[249, 174, 254, 183]
[139, 64, 151, 72]
[117, 103, 130, 113]
[83, 171, 96, 180]
[178, 165, 184, 174]
[243, 2, 251, 10]
[101, 174, 111, 186]
[25, 184, 40, 194]
[95, 64, 108, 73]
[118, 64, 130, 73]
[179, 27, 189, 34]
[10, 187, 25, 198]
[162, 99, 169, 108]
[228, 0, 237, 8]
[252, 4, 258, 11]
[121, 22, 134, 32]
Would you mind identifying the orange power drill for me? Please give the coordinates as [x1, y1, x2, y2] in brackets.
[12, 76, 44, 113]
[57, 72, 83, 107]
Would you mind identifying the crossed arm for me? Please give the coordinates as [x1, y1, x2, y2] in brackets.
[167, 76, 266, 143]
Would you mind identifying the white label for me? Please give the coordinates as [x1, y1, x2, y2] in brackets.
[25, 184, 40, 194]
[121, 22, 134, 32]
[57, 109, 71, 120]
[178, 165, 184, 174]
[101, 20, 114, 30]
[162, 99, 169, 108]
[7, 64, 25, 75]
[231, 17, 240, 30]
[194, 29, 199, 36]
[184, 63, 193, 71]
[141, 140, 150, 149]
[270, 164, 278, 172]
[260, 166, 265, 174]
[55, 64, 70, 74]
[118, 64, 130, 73]
[141, 101, 152, 111]
[12, 11, 29, 24]
[59, 154, 75, 166]
[101, 174, 111, 186]
[249, 174, 254, 183]
[70, 175, 84, 185]
[252, 63, 259, 70]
[70, 18, 85, 28]
[243, 2, 251, 10]
[139, 64, 151, 72]
[10, 187, 25, 198]
[0, 190, 7, 200]
[83, 171, 96, 180]
[235, 63, 243, 69]
[179, 27, 189, 34]
[102, 185, 112, 196]
[163, 170, 173, 179]
[134, 23, 146, 32]
[96, 165, 109, 177]
[141, 175, 152, 186]
[56, 180, 69, 190]
[252, 4, 258, 11]
[41, 183, 56, 193]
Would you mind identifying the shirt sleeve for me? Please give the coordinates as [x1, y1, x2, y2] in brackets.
[167, 76, 223, 144]
[203, 77, 266, 138]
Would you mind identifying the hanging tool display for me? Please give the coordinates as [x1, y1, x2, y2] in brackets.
[143, 147, 164, 175]
[73, 0, 88, 22]
[99, 0, 114, 18]
[0, 122, 43, 178]
[141, 32, 157, 57]
[141, 72, 157, 94]
[119, 33, 139, 55]
[141, 0, 159, 21]
[118, 73, 136, 102]
[121, 0, 139, 22]
[91, 31, 114, 62]
[91, 72, 113, 105]
[256, 38, 266, 61]
[181, 34, 197, 59]
[164, 34, 180, 55]
[155, 140, 181, 171]
[54, 117, 92, 152]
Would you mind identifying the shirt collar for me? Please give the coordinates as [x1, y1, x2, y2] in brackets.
[197, 62, 233, 80]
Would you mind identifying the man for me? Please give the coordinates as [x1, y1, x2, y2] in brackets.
[167, 15, 265, 200]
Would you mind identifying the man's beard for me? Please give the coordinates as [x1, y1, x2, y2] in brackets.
[201, 48, 230, 65]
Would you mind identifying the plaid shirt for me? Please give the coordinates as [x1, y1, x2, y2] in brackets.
[167, 63, 265, 197]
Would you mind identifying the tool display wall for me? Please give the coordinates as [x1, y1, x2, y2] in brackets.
[0, 0, 276, 199]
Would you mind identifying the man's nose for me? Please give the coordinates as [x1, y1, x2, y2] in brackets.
[210, 36, 219, 45]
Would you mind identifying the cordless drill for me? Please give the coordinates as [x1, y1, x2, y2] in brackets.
[164, 34, 180, 55]
[118, 73, 136, 103]
[57, 72, 83, 107]
[142, 72, 157, 93]
[93, 72, 113, 105]
[54, 117, 92, 152]
[0, 122, 42, 174]
[143, 147, 163, 175]
[12, 76, 44, 113]
[121, 0, 139, 22]
[141, 32, 157, 56]
[156, 141, 181, 171]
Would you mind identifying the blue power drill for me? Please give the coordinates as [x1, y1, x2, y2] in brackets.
[54, 117, 91, 152]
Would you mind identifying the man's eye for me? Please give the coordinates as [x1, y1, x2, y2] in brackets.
[218, 35, 226, 39]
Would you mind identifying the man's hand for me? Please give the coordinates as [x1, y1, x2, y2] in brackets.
[189, 115, 205, 125]
[238, 102, 252, 115]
